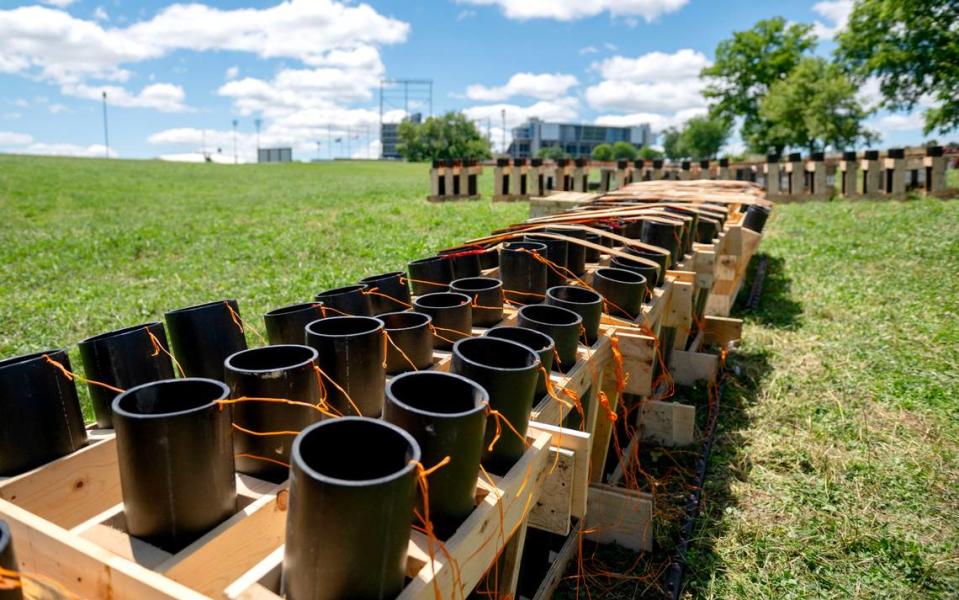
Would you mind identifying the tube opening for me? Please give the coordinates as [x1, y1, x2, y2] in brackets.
[297, 419, 418, 483]
[115, 379, 227, 417]
[454, 337, 538, 370]
[225, 345, 317, 373]
[389, 372, 485, 416]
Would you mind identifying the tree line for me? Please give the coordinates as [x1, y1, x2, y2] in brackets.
[396, 0, 956, 162]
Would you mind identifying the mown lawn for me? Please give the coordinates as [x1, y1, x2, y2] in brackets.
[0, 154, 522, 421]
[688, 198, 959, 598]
[1, 155, 956, 598]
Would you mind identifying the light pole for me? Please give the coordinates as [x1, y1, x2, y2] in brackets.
[232, 119, 238, 164]
[101, 91, 110, 158]
[254, 118, 261, 154]
[500, 109, 506, 155]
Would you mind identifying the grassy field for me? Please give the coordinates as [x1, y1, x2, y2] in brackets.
[1, 155, 957, 598]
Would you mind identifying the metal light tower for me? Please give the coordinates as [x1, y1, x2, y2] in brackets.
[254, 118, 262, 152]
[101, 91, 110, 158]
[232, 119, 238, 164]
[501, 109, 506, 154]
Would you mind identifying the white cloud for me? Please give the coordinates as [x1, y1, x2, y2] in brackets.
[594, 107, 706, 131]
[457, 9, 477, 20]
[0, 1, 409, 115]
[587, 79, 707, 113]
[462, 99, 580, 152]
[465, 73, 579, 101]
[48, 103, 69, 114]
[592, 49, 708, 83]
[40, 0, 75, 7]
[6, 142, 116, 158]
[0, 131, 33, 145]
[586, 49, 710, 133]
[812, 0, 852, 40]
[579, 46, 599, 55]
[875, 113, 925, 132]
[225, 66, 239, 80]
[65, 82, 190, 112]
[458, 0, 689, 22]
[93, 7, 109, 22]
[2, 113, 22, 120]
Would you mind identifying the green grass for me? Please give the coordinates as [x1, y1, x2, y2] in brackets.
[1, 155, 957, 597]
[688, 199, 959, 598]
[0, 155, 523, 420]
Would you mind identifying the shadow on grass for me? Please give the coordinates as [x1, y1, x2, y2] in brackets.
[732, 252, 803, 330]
[678, 344, 773, 597]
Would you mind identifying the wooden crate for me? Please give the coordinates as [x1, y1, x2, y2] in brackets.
[0, 425, 552, 600]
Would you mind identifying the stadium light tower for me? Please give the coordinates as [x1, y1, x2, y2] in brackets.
[254, 118, 262, 151]
[101, 91, 110, 158]
[232, 119, 238, 164]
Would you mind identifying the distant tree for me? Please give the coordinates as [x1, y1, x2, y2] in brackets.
[611, 141, 639, 160]
[537, 145, 567, 160]
[591, 144, 613, 161]
[678, 115, 731, 160]
[760, 57, 877, 152]
[637, 146, 663, 160]
[661, 127, 686, 160]
[396, 112, 491, 162]
[836, 0, 959, 135]
[702, 17, 817, 153]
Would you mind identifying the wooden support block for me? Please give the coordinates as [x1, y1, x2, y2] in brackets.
[588, 361, 619, 483]
[669, 349, 719, 385]
[608, 329, 656, 396]
[639, 400, 696, 447]
[703, 315, 743, 346]
[584, 484, 654, 552]
[527, 423, 591, 520]
[528, 448, 574, 535]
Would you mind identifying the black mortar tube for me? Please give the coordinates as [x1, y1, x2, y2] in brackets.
[385, 371, 487, 538]
[282, 418, 419, 600]
[0, 350, 87, 476]
[112, 378, 236, 551]
[165, 299, 248, 380]
[224, 345, 322, 483]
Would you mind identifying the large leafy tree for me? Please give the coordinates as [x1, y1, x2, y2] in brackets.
[396, 112, 491, 162]
[760, 58, 877, 152]
[638, 146, 663, 160]
[679, 115, 731, 160]
[836, 0, 959, 135]
[536, 145, 567, 160]
[701, 17, 817, 153]
[611, 141, 639, 160]
[591, 144, 613, 161]
[661, 127, 685, 160]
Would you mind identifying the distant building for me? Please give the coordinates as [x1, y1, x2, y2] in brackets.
[508, 118, 653, 159]
[258, 147, 293, 163]
[381, 113, 422, 160]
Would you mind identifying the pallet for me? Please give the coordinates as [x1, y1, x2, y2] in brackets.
[0, 424, 552, 600]
[704, 224, 763, 317]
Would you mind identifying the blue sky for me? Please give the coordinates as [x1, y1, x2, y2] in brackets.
[0, 0, 942, 162]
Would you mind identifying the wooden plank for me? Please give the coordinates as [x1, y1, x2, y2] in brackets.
[0, 498, 208, 600]
[0, 435, 121, 529]
[531, 526, 579, 600]
[670, 349, 719, 385]
[608, 329, 656, 396]
[639, 400, 696, 447]
[528, 449, 574, 535]
[157, 485, 289, 597]
[399, 431, 551, 600]
[223, 547, 283, 600]
[588, 361, 619, 483]
[502, 519, 531, 599]
[703, 315, 743, 346]
[584, 484, 654, 552]
[526, 423, 591, 519]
